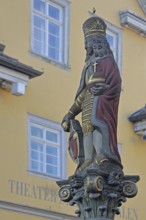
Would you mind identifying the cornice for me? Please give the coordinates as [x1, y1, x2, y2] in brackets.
[0, 44, 43, 79]
[119, 9, 146, 37]
[0, 43, 43, 95]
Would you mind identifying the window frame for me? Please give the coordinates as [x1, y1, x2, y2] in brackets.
[28, 113, 66, 180]
[30, 0, 70, 68]
[106, 21, 123, 73]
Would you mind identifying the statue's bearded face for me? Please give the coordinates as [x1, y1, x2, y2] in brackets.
[85, 41, 93, 56]
[93, 40, 102, 50]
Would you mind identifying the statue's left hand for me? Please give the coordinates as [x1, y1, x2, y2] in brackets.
[89, 83, 108, 96]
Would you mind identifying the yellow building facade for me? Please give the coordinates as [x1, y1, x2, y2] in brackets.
[0, 0, 146, 220]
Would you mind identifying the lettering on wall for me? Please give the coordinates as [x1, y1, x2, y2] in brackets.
[8, 179, 65, 204]
[119, 207, 138, 220]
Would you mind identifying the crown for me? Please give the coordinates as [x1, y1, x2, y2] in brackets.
[83, 16, 107, 38]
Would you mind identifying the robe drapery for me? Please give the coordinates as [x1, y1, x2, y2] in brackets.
[75, 56, 122, 163]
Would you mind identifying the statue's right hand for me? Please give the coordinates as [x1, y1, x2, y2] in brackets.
[61, 112, 75, 132]
[62, 121, 69, 131]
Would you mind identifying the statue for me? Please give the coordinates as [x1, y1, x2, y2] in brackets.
[62, 16, 122, 173]
[57, 15, 139, 220]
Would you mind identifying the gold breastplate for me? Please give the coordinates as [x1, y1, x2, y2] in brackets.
[81, 69, 94, 134]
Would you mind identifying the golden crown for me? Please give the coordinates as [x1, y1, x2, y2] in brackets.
[83, 16, 107, 38]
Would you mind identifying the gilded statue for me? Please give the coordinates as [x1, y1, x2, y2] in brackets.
[62, 16, 122, 173]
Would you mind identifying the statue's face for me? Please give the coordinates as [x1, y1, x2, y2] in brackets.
[92, 39, 102, 52]
[85, 40, 93, 56]
[92, 38, 104, 57]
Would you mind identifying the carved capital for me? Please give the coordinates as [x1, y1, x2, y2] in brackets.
[57, 166, 139, 220]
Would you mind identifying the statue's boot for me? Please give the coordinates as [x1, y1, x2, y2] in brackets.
[93, 154, 108, 166]
[76, 159, 93, 173]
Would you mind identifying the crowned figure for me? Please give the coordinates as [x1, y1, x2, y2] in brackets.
[62, 15, 122, 173]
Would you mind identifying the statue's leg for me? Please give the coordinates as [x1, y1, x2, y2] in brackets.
[93, 129, 107, 163]
[83, 132, 94, 160]
[76, 132, 94, 172]
[93, 129, 102, 155]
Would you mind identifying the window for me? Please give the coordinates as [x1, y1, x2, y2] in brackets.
[31, 0, 70, 66]
[28, 114, 66, 179]
[106, 31, 117, 59]
[106, 22, 122, 71]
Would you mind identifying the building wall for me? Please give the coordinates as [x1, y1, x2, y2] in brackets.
[0, 0, 145, 220]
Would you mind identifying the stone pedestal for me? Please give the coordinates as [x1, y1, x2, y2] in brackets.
[57, 163, 139, 220]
